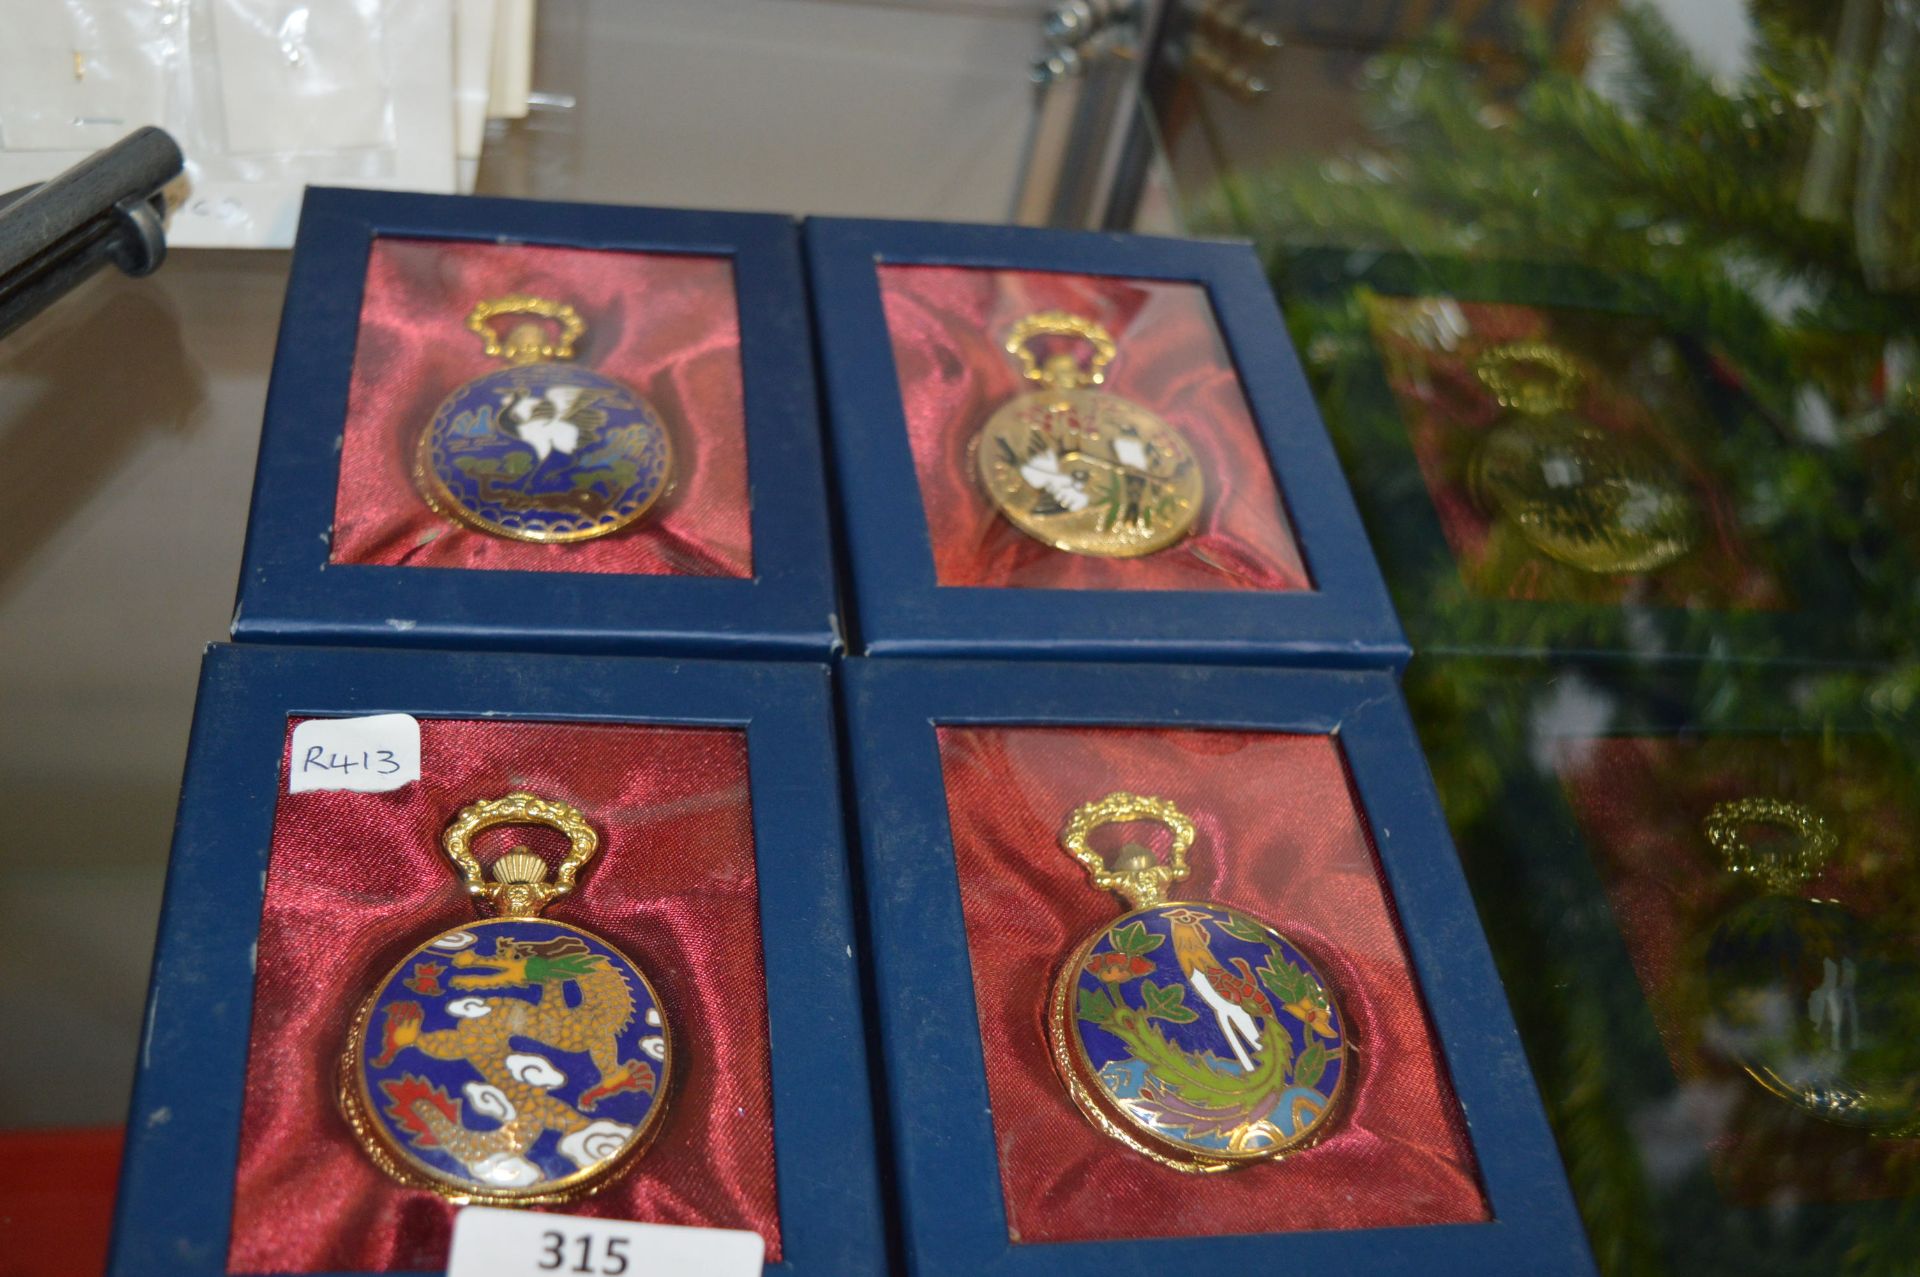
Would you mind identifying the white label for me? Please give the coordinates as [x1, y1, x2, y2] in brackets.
[447, 1207, 764, 1277]
[287, 714, 421, 794]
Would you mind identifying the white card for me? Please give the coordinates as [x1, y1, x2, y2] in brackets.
[454, 0, 499, 164]
[487, 0, 535, 120]
[287, 714, 421, 794]
[447, 1207, 764, 1277]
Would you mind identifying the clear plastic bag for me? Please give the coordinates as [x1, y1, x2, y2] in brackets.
[193, 0, 396, 169]
[0, 1, 177, 153]
[0, 0, 455, 246]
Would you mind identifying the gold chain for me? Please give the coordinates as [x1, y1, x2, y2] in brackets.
[441, 791, 599, 918]
[1702, 796, 1836, 893]
[1060, 792, 1195, 909]
[1005, 311, 1117, 390]
[1473, 340, 1584, 415]
[467, 295, 586, 364]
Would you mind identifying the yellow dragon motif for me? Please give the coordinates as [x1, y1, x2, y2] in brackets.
[370, 933, 655, 1185]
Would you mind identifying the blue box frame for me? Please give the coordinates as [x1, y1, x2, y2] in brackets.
[109, 644, 884, 1277]
[233, 188, 839, 658]
[840, 656, 1591, 1276]
[805, 217, 1407, 668]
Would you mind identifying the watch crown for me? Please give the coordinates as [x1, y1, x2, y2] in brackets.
[492, 848, 551, 886]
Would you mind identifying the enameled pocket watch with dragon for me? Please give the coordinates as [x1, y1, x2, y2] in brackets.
[1047, 793, 1348, 1172]
[1468, 340, 1699, 574]
[340, 793, 672, 1203]
[415, 296, 674, 543]
[974, 312, 1203, 557]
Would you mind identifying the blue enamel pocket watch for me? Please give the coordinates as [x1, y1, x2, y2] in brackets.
[1047, 793, 1348, 1172]
[415, 296, 673, 542]
[340, 793, 672, 1204]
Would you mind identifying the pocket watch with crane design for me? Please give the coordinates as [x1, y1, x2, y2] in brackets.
[973, 312, 1203, 557]
[339, 793, 672, 1204]
[1047, 793, 1348, 1172]
[415, 296, 674, 543]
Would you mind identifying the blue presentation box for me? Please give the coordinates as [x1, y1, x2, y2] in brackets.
[109, 644, 883, 1277]
[806, 217, 1407, 668]
[840, 656, 1591, 1277]
[233, 188, 839, 659]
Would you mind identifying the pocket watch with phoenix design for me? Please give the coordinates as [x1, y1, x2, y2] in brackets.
[974, 312, 1203, 557]
[1047, 793, 1348, 1172]
[415, 296, 674, 543]
[1700, 796, 1920, 1133]
[1468, 340, 1699, 574]
[340, 793, 672, 1203]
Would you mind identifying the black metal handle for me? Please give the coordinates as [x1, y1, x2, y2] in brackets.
[0, 126, 185, 342]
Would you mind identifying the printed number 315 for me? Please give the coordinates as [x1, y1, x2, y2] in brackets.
[538, 1230, 629, 1275]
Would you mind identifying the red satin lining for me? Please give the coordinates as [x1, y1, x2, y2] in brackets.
[933, 726, 1486, 1243]
[1555, 734, 1920, 1205]
[227, 720, 780, 1274]
[330, 237, 753, 577]
[1362, 295, 1789, 609]
[877, 264, 1310, 592]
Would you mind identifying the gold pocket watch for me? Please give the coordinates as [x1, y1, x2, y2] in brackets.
[1046, 793, 1348, 1172]
[1468, 340, 1699, 574]
[973, 312, 1203, 557]
[340, 793, 672, 1203]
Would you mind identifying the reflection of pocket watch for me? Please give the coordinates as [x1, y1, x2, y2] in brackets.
[340, 794, 672, 1204]
[1700, 797, 1920, 1132]
[415, 296, 674, 543]
[1467, 340, 1698, 574]
[973, 312, 1202, 557]
[1046, 794, 1348, 1172]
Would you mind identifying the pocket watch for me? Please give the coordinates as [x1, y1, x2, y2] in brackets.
[415, 296, 674, 542]
[339, 793, 672, 1203]
[1700, 796, 1920, 1132]
[1046, 793, 1348, 1172]
[1468, 340, 1698, 574]
[973, 312, 1203, 557]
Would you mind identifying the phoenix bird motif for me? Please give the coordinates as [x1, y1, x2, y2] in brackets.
[1165, 907, 1276, 1072]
